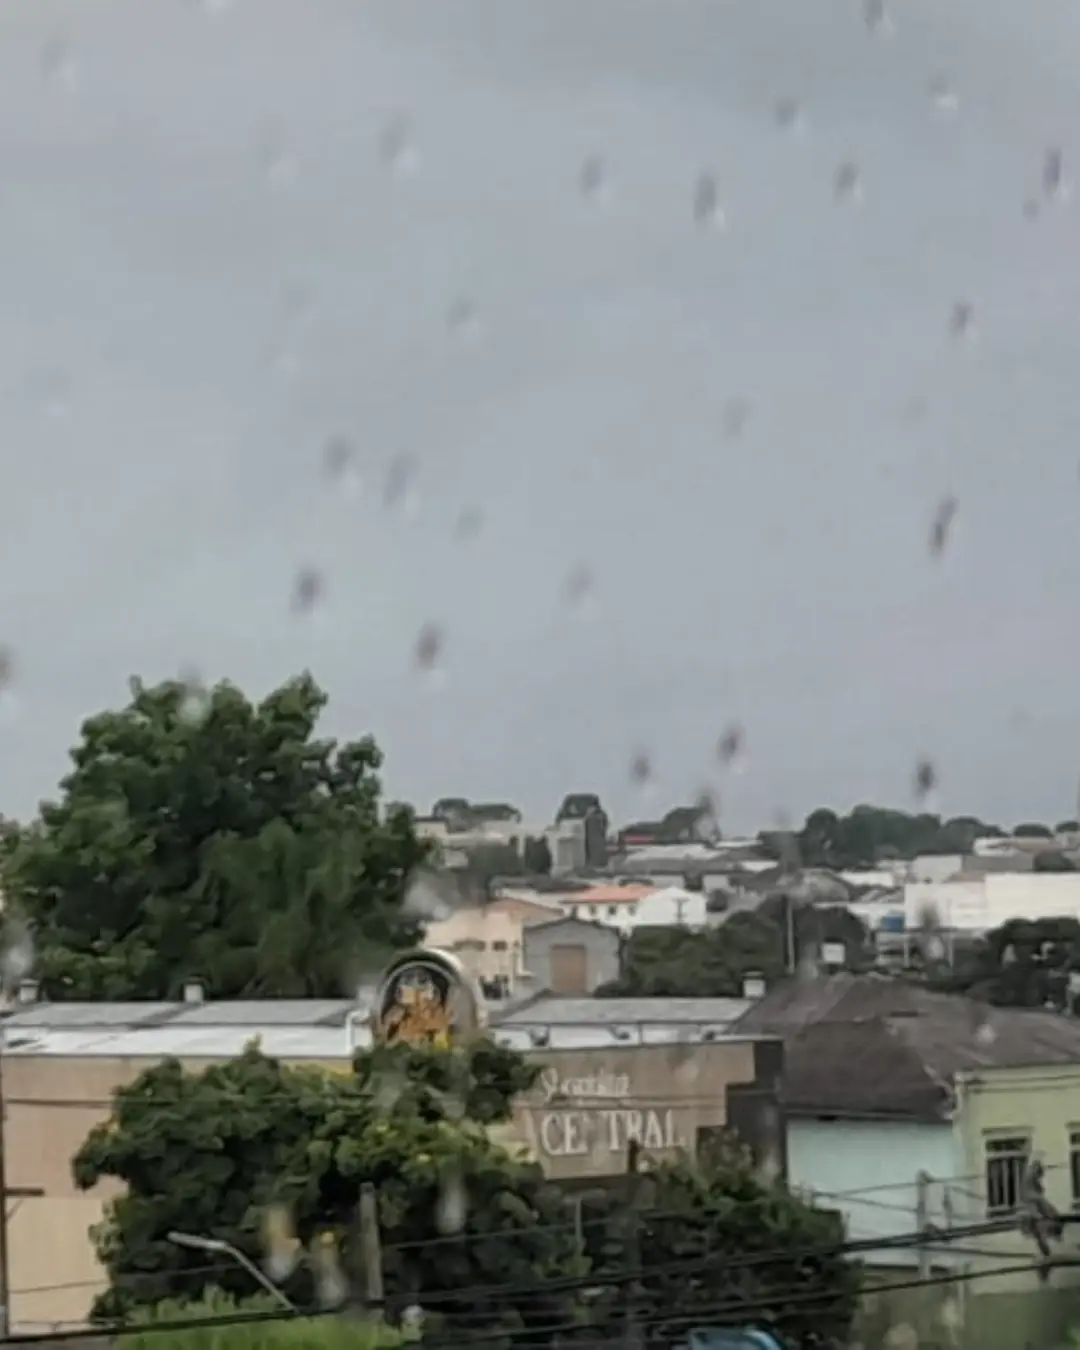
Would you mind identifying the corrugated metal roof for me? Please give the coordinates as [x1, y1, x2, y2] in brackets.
[1, 998, 374, 1030]
[2, 1023, 367, 1060]
[3, 1002, 180, 1028]
[492, 996, 752, 1026]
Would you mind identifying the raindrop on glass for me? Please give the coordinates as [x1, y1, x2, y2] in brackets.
[256, 126, 295, 187]
[177, 668, 210, 726]
[312, 1234, 349, 1309]
[322, 434, 355, 483]
[380, 113, 418, 177]
[693, 789, 721, 840]
[262, 1206, 301, 1283]
[913, 756, 938, 803]
[579, 154, 607, 203]
[928, 496, 958, 558]
[291, 566, 324, 615]
[40, 37, 75, 89]
[949, 301, 975, 340]
[693, 172, 725, 229]
[0, 647, 15, 694]
[447, 296, 480, 341]
[723, 397, 750, 441]
[435, 1171, 468, 1236]
[716, 723, 745, 767]
[629, 750, 652, 786]
[928, 75, 959, 114]
[414, 623, 444, 674]
[1, 918, 34, 992]
[1043, 147, 1067, 201]
[564, 565, 594, 608]
[862, 0, 893, 37]
[974, 1022, 996, 1047]
[834, 161, 862, 204]
[455, 506, 484, 541]
[774, 98, 804, 133]
[383, 453, 416, 513]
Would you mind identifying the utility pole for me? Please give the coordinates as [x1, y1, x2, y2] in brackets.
[915, 1170, 931, 1282]
[784, 891, 797, 975]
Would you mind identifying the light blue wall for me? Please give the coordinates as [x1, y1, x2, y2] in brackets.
[788, 1117, 962, 1266]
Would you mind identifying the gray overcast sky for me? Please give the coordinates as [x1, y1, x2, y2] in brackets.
[0, 0, 1079, 833]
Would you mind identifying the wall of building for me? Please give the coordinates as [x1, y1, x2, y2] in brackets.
[953, 1063, 1080, 1290]
[490, 1038, 778, 1183]
[521, 921, 619, 994]
[788, 1117, 961, 1265]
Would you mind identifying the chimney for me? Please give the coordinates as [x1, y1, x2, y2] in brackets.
[742, 973, 767, 1000]
[16, 980, 39, 1004]
[182, 980, 206, 1005]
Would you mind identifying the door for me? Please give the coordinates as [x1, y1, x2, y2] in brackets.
[550, 943, 588, 993]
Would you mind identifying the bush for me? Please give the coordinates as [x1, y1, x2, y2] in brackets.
[125, 1291, 403, 1350]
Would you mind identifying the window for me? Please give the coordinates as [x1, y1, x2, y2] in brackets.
[607, 905, 618, 918]
[493, 940, 507, 951]
[1070, 1129, 1080, 1207]
[984, 1134, 1030, 1215]
[588, 904, 598, 917]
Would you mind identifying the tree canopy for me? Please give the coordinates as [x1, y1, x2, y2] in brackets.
[73, 1039, 582, 1340]
[935, 916, 1080, 1012]
[758, 805, 1003, 869]
[2, 673, 429, 999]
[596, 904, 871, 997]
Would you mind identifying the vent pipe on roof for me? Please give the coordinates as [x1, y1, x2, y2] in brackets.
[182, 980, 206, 1005]
[742, 973, 767, 1000]
[16, 980, 38, 1004]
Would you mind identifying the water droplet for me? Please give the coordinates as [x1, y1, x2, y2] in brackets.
[0, 648, 15, 694]
[1043, 147, 1068, 201]
[834, 161, 863, 204]
[177, 668, 210, 726]
[255, 126, 295, 187]
[913, 756, 938, 802]
[380, 113, 418, 176]
[383, 453, 417, 513]
[716, 723, 745, 767]
[949, 301, 975, 340]
[862, 0, 893, 37]
[928, 496, 958, 558]
[404, 872, 452, 922]
[1023, 197, 1041, 221]
[928, 75, 959, 115]
[414, 623, 444, 674]
[40, 37, 75, 89]
[291, 566, 324, 615]
[693, 789, 721, 840]
[693, 172, 725, 229]
[579, 154, 607, 203]
[974, 1022, 996, 1047]
[322, 434, 360, 494]
[455, 506, 484, 541]
[434, 1170, 468, 1235]
[774, 98, 805, 134]
[1, 918, 34, 992]
[723, 397, 751, 441]
[564, 565, 594, 608]
[629, 750, 652, 786]
[447, 295, 480, 341]
[262, 1205, 301, 1283]
[311, 1233, 349, 1309]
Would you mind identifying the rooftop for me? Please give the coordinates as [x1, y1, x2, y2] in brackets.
[734, 973, 1080, 1120]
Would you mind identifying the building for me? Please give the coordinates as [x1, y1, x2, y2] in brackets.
[0, 992, 781, 1328]
[423, 893, 561, 994]
[733, 973, 1080, 1289]
[520, 917, 620, 994]
[559, 883, 655, 930]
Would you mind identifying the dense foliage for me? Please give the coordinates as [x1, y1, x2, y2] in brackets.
[2, 673, 428, 998]
[757, 805, 1002, 869]
[582, 1148, 861, 1350]
[598, 904, 870, 997]
[126, 1292, 402, 1350]
[74, 1039, 583, 1340]
[933, 916, 1080, 1011]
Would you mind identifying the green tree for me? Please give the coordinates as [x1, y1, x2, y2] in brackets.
[1055, 820, 1080, 835]
[598, 905, 871, 997]
[73, 1040, 585, 1340]
[3, 674, 428, 999]
[1013, 822, 1053, 839]
[583, 1147, 860, 1350]
[522, 835, 553, 875]
[758, 805, 1001, 868]
[938, 916, 1080, 1010]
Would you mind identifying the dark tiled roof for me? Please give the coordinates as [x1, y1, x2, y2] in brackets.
[733, 973, 1080, 1120]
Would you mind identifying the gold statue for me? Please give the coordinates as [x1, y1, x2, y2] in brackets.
[381, 979, 453, 1048]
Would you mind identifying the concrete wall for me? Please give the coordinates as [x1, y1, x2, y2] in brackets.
[521, 920, 619, 994]
[788, 1117, 961, 1265]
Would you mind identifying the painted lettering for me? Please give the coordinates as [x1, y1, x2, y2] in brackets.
[532, 1105, 684, 1159]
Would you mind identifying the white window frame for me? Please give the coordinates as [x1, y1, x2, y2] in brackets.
[984, 1132, 1031, 1217]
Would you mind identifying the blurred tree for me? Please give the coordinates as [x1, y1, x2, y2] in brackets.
[3, 674, 428, 999]
[74, 1040, 583, 1339]
[1014, 822, 1054, 839]
[1033, 851, 1077, 873]
[522, 835, 553, 874]
[937, 916, 1080, 1011]
[758, 805, 1003, 868]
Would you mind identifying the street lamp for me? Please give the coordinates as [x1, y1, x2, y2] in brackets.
[166, 1231, 295, 1311]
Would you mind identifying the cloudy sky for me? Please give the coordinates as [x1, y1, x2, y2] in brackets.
[0, 0, 1078, 833]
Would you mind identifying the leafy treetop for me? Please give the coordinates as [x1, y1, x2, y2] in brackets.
[4, 673, 429, 999]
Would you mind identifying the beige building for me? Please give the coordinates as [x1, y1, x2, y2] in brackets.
[0, 998, 780, 1331]
[423, 894, 561, 991]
